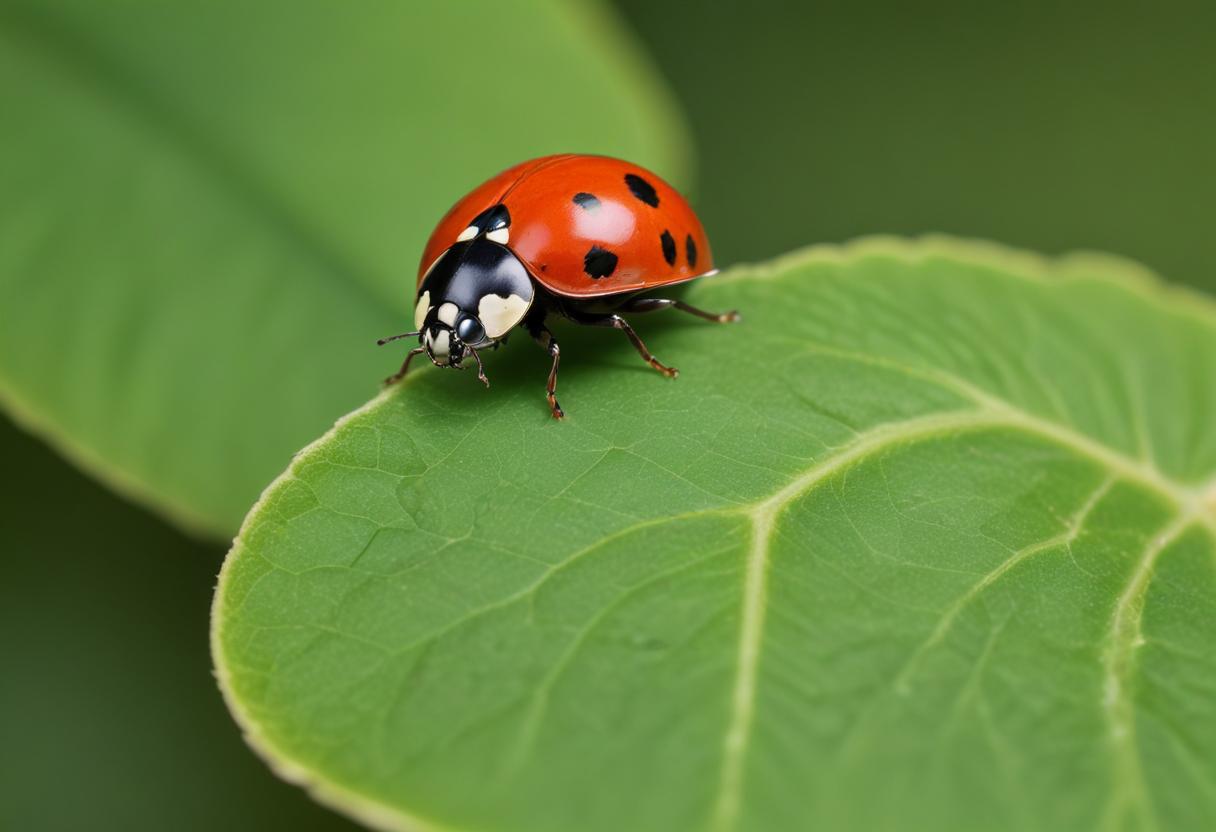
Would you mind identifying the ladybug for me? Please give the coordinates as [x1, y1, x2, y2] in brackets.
[378, 154, 738, 418]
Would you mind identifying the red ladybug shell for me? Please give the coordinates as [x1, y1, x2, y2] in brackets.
[418, 154, 713, 299]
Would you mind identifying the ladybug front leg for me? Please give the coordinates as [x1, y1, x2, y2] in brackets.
[527, 322, 564, 420]
[619, 297, 741, 323]
[384, 346, 425, 386]
[579, 313, 678, 379]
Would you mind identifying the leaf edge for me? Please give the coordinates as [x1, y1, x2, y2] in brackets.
[209, 233, 1216, 832]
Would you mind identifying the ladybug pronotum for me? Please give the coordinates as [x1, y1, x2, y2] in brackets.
[379, 154, 739, 418]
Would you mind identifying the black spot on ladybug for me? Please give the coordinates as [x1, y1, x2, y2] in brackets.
[686, 234, 698, 268]
[470, 203, 511, 231]
[584, 246, 618, 279]
[624, 173, 659, 208]
[572, 192, 600, 210]
[660, 230, 677, 266]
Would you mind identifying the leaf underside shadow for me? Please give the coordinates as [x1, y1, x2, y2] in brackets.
[214, 237, 1216, 832]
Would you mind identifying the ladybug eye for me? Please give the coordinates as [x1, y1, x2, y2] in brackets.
[456, 316, 484, 344]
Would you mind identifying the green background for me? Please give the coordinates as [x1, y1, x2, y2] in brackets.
[615, 0, 1216, 293]
[5, 1, 1215, 829]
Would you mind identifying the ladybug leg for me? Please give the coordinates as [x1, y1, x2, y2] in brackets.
[527, 324, 564, 420]
[620, 297, 741, 324]
[464, 344, 491, 388]
[582, 314, 678, 379]
[384, 346, 425, 386]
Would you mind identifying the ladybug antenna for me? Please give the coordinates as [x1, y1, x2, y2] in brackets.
[465, 344, 490, 389]
[376, 330, 421, 346]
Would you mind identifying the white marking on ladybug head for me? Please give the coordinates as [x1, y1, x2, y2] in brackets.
[478, 292, 531, 339]
[425, 328, 451, 359]
[436, 302, 459, 327]
[414, 290, 431, 330]
[457, 225, 478, 242]
[485, 227, 509, 245]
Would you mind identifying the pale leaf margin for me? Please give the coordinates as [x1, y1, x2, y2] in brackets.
[210, 234, 1216, 832]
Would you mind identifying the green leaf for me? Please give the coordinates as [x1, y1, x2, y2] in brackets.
[212, 237, 1216, 832]
[0, 0, 689, 537]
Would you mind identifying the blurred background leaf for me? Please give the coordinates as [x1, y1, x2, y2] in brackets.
[0, 0, 688, 537]
[0, 414, 357, 832]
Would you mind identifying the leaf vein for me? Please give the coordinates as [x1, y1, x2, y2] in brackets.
[1100, 515, 1193, 832]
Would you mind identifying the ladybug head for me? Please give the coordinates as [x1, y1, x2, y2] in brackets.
[419, 309, 482, 368]
[413, 238, 535, 372]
